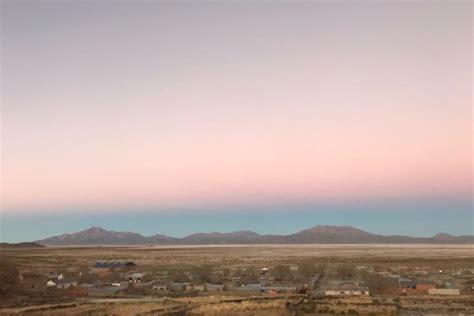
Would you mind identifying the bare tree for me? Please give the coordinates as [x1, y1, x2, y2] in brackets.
[273, 265, 291, 282]
[336, 264, 357, 280]
[193, 265, 213, 283]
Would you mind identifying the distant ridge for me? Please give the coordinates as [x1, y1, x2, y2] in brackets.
[0, 242, 45, 249]
[35, 225, 474, 246]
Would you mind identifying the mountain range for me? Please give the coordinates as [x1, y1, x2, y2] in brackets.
[35, 225, 474, 246]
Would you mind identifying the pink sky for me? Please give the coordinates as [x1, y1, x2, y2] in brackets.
[1, 1, 472, 214]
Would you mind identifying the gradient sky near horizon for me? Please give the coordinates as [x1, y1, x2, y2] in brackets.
[1, 1, 472, 242]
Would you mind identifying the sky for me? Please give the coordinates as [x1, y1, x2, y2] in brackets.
[0, 1, 472, 242]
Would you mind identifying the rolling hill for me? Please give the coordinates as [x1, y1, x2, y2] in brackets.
[34, 225, 474, 246]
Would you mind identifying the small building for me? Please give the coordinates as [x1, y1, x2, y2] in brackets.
[88, 286, 124, 296]
[128, 272, 145, 283]
[324, 281, 369, 296]
[428, 288, 461, 296]
[415, 270, 429, 276]
[56, 279, 78, 289]
[399, 278, 435, 294]
[152, 284, 168, 291]
[170, 282, 189, 291]
[399, 278, 416, 289]
[47, 280, 57, 287]
[186, 284, 206, 292]
[237, 283, 265, 293]
[46, 271, 61, 279]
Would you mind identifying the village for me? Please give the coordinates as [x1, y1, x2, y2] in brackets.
[3, 246, 474, 315]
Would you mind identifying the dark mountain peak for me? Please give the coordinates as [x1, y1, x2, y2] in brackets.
[300, 225, 372, 235]
[433, 232, 454, 238]
[88, 226, 106, 231]
[85, 226, 108, 233]
[232, 230, 261, 237]
[432, 233, 457, 241]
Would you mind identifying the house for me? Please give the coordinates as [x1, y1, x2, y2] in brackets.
[56, 279, 78, 289]
[237, 283, 265, 293]
[46, 271, 61, 279]
[186, 284, 206, 292]
[47, 280, 57, 287]
[324, 280, 369, 296]
[399, 279, 435, 294]
[128, 272, 145, 283]
[170, 282, 189, 291]
[415, 270, 429, 276]
[88, 286, 124, 296]
[398, 278, 416, 289]
[94, 261, 136, 269]
[205, 283, 225, 292]
[152, 284, 168, 291]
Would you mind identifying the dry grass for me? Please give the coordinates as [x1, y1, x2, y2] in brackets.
[2, 244, 473, 272]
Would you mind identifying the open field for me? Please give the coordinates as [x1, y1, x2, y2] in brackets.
[1, 244, 473, 315]
[3, 244, 474, 271]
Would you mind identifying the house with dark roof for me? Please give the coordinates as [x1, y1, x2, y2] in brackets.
[237, 283, 265, 293]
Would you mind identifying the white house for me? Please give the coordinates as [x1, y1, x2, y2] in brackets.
[324, 281, 370, 296]
[46, 280, 56, 287]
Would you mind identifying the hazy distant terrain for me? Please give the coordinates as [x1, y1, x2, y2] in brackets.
[0, 242, 44, 249]
[35, 225, 474, 246]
